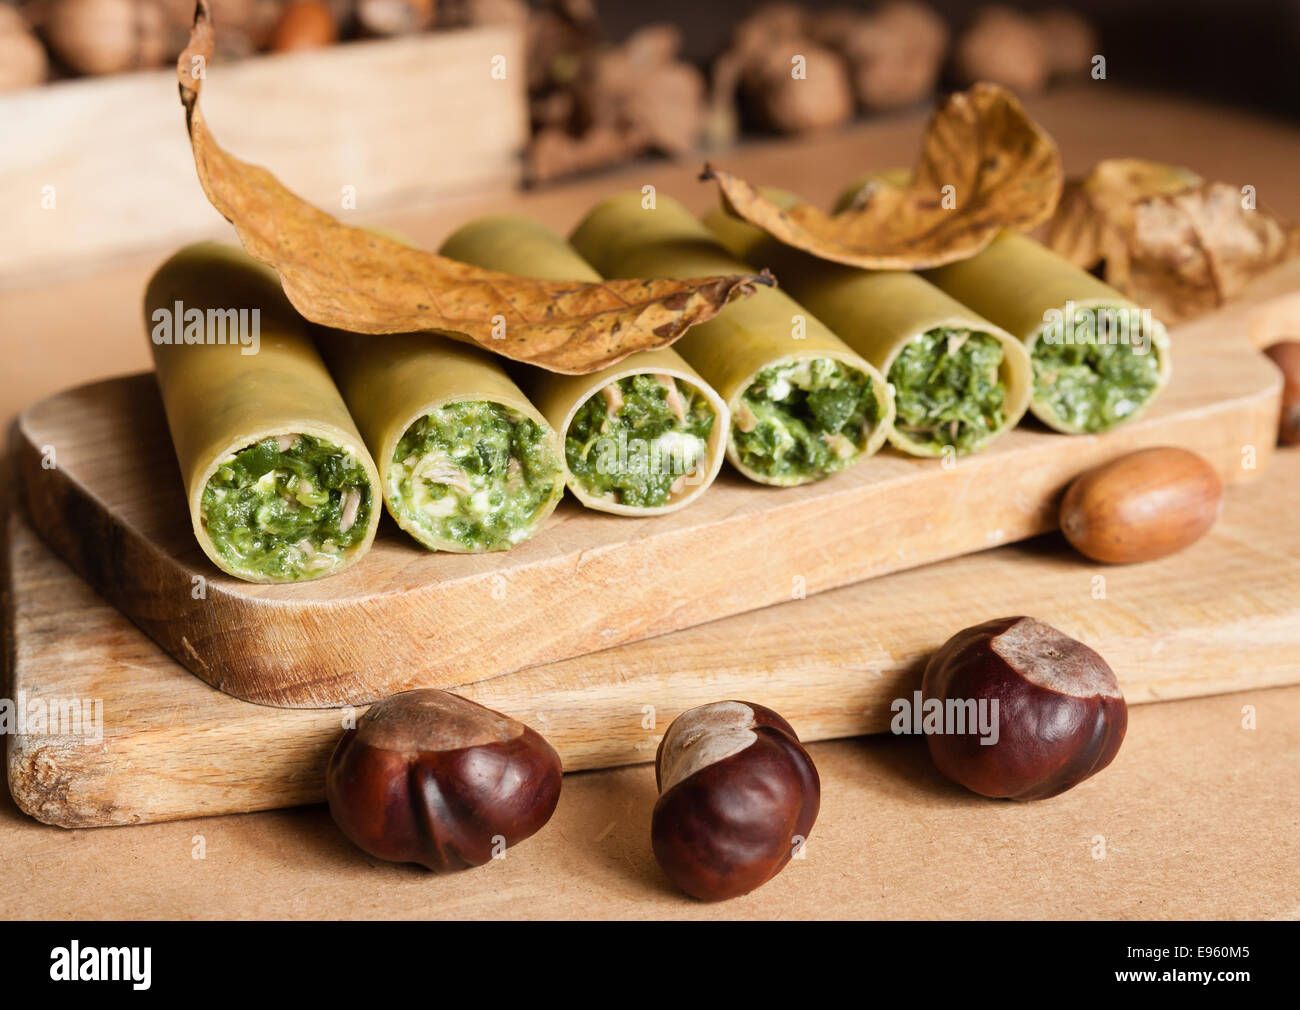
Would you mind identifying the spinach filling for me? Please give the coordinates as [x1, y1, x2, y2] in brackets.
[566, 373, 716, 508]
[390, 401, 561, 551]
[1032, 308, 1164, 432]
[888, 328, 1007, 454]
[732, 357, 878, 481]
[201, 434, 373, 580]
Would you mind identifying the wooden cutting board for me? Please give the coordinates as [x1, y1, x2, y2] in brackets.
[11, 266, 1287, 708]
[7, 440, 1300, 829]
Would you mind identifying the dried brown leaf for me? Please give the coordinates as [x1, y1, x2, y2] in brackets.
[1048, 158, 1300, 323]
[176, 1, 768, 374]
[702, 82, 1063, 270]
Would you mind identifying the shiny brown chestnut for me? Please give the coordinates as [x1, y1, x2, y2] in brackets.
[326, 689, 562, 872]
[922, 616, 1127, 801]
[651, 700, 820, 901]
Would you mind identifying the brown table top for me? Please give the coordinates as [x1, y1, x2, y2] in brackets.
[2, 684, 1296, 919]
[2, 86, 1299, 919]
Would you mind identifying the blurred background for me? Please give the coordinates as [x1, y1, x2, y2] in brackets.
[5, 0, 1299, 273]
[602, 1, 1300, 118]
[5, 0, 1299, 185]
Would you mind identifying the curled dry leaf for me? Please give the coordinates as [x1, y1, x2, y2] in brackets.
[703, 83, 1062, 270]
[176, 1, 769, 374]
[1048, 158, 1300, 323]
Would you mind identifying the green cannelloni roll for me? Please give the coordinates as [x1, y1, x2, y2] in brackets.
[704, 193, 1033, 458]
[438, 215, 730, 515]
[145, 243, 381, 583]
[569, 193, 895, 487]
[317, 331, 565, 552]
[921, 231, 1172, 434]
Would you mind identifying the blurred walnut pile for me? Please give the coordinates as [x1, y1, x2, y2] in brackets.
[1, 0, 1102, 185]
[525, 0, 706, 181]
[525, 1, 1097, 182]
[952, 5, 1098, 95]
[717, 2, 1096, 137]
[0, 0, 527, 91]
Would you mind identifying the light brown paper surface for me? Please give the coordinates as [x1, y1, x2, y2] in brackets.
[2, 683, 1295, 920]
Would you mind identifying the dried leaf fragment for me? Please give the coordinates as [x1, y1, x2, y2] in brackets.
[703, 82, 1063, 270]
[1048, 158, 1300, 323]
[176, 1, 768, 374]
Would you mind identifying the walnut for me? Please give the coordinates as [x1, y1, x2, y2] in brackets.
[0, 6, 48, 91]
[712, 1, 870, 135]
[1035, 8, 1098, 77]
[577, 24, 705, 153]
[729, 1, 808, 57]
[739, 41, 855, 135]
[44, 0, 170, 76]
[526, 124, 638, 183]
[813, 1, 949, 111]
[525, 15, 708, 181]
[623, 59, 706, 154]
[952, 5, 1050, 95]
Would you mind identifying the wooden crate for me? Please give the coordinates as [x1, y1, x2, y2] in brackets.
[0, 27, 527, 283]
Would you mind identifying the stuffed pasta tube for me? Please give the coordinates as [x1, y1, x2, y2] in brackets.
[145, 242, 381, 583]
[570, 193, 895, 487]
[704, 192, 1033, 457]
[438, 215, 730, 515]
[922, 231, 1172, 434]
[316, 330, 565, 552]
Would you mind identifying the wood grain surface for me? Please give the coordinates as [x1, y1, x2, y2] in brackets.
[7, 443, 1300, 828]
[13, 263, 1284, 707]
